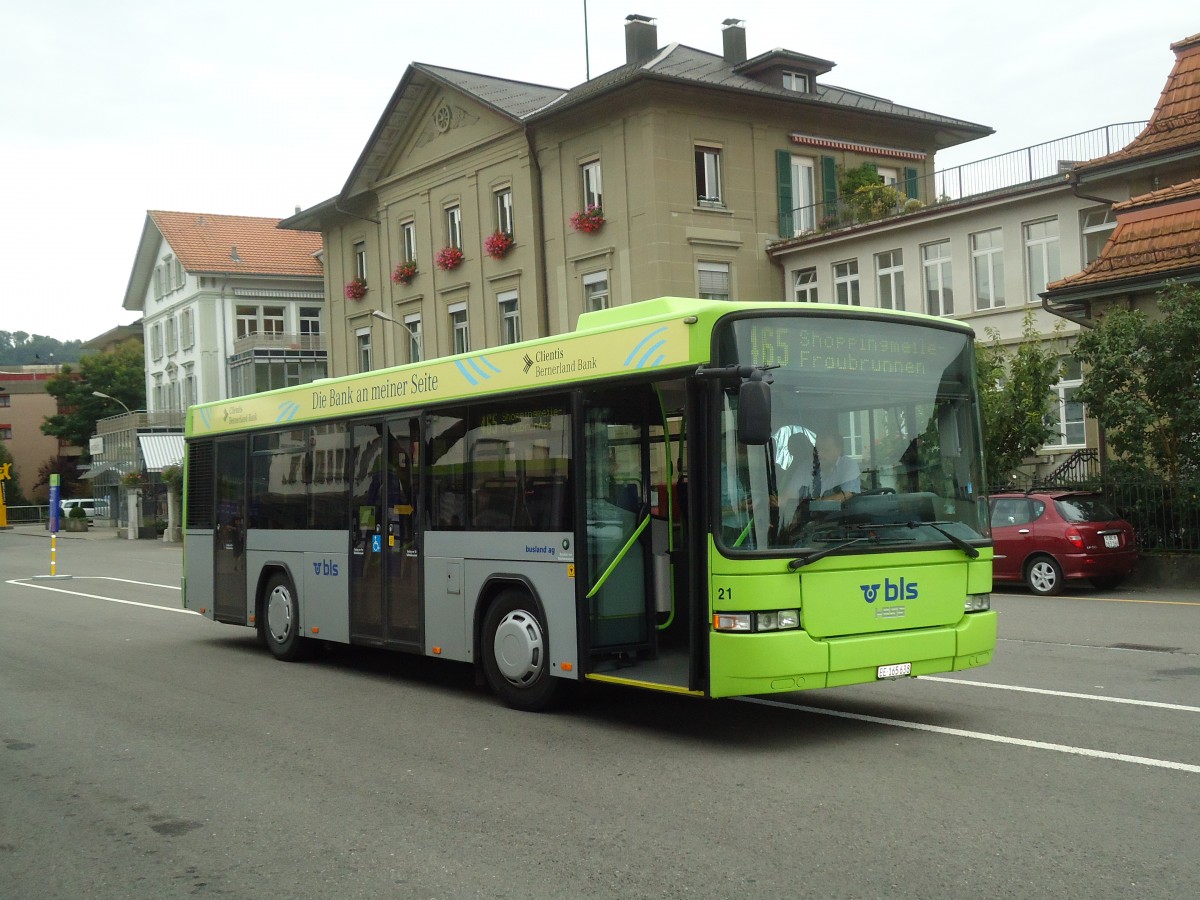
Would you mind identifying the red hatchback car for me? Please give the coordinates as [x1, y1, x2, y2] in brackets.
[989, 491, 1138, 594]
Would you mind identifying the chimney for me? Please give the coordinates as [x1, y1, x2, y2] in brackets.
[625, 14, 658, 64]
[722, 18, 746, 65]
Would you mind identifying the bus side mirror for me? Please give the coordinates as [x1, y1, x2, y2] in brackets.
[737, 380, 771, 445]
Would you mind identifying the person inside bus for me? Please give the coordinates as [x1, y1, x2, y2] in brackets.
[812, 429, 861, 502]
[776, 430, 816, 526]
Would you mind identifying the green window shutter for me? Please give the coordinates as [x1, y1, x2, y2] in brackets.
[776, 150, 793, 236]
[904, 167, 920, 200]
[821, 156, 838, 207]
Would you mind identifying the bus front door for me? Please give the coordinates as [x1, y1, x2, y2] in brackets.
[349, 418, 421, 647]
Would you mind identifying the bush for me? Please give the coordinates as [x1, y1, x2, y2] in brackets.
[68, 505, 87, 519]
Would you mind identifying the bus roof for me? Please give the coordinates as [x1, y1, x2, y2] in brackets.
[185, 297, 973, 438]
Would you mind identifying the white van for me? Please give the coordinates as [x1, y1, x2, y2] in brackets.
[60, 498, 108, 523]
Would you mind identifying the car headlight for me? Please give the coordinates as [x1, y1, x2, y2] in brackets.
[713, 610, 802, 632]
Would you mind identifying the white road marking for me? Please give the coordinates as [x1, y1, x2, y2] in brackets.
[76, 575, 180, 590]
[741, 696, 1200, 774]
[920, 675, 1200, 713]
[6, 578, 197, 615]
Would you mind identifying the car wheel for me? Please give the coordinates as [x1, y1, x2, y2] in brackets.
[1089, 575, 1126, 591]
[263, 572, 314, 661]
[481, 589, 571, 711]
[1025, 556, 1064, 596]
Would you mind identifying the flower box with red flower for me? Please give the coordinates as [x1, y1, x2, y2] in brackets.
[345, 276, 368, 300]
[570, 204, 605, 234]
[436, 246, 464, 270]
[484, 231, 515, 259]
[392, 260, 419, 285]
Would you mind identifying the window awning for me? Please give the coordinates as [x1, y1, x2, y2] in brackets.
[137, 433, 185, 472]
[80, 462, 116, 480]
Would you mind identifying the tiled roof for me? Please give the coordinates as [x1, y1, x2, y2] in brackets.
[1045, 178, 1200, 293]
[148, 211, 323, 276]
[1074, 33, 1200, 171]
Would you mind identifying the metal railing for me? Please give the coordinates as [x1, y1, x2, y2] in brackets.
[95, 411, 186, 434]
[781, 122, 1148, 239]
[232, 331, 327, 356]
[4, 505, 50, 525]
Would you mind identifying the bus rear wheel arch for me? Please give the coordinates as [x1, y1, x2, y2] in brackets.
[261, 571, 315, 661]
[480, 588, 571, 711]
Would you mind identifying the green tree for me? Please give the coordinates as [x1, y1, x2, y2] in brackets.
[976, 313, 1065, 487]
[1073, 281, 1200, 482]
[40, 341, 146, 449]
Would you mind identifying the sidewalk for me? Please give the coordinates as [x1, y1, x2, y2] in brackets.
[4, 523, 175, 543]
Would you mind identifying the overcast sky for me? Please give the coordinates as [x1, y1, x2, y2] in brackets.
[2, 0, 1194, 342]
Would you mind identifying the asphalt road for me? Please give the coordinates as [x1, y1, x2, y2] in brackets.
[2, 530, 1198, 899]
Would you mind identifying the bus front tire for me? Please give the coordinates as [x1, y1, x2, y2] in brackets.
[263, 572, 312, 661]
[481, 590, 570, 711]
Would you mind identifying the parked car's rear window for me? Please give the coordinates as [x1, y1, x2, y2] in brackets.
[1055, 496, 1118, 523]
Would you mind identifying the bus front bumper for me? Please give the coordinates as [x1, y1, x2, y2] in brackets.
[708, 610, 997, 698]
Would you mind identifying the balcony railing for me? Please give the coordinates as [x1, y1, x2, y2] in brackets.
[232, 330, 327, 356]
[95, 410, 185, 434]
[780, 122, 1148, 240]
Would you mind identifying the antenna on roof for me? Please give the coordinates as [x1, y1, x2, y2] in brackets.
[583, 0, 590, 80]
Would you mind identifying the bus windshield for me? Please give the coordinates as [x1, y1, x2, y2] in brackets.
[715, 313, 988, 554]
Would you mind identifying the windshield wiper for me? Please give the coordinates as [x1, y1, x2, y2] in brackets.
[907, 520, 980, 558]
[788, 536, 873, 570]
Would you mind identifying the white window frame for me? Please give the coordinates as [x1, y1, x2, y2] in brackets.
[874, 250, 904, 310]
[299, 307, 321, 337]
[697, 261, 731, 301]
[1045, 356, 1085, 448]
[971, 228, 1005, 310]
[790, 155, 816, 234]
[262, 306, 285, 337]
[446, 206, 463, 250]
[235, 305, 257, 339]
[695, 145, 723, 207]
[782, 71, 809, 92]
[832, 259, 860, 306]
[1024, 217, 1060, 303]
[583, 271, 610, 312]
[1081, 206, 1116, 265]
[793, 267, 818, 303]
[404, 313, 423, 363]
[495, 188, 514, 236]
[497, 290, 521, 345]
[449, 303, 469, 355]
[354, 242, 367, 280]
[401, 220, 417, 263]
[356, 327, 372, 373]
[922, 241, 954, 316]
[582, 160, 603, 210]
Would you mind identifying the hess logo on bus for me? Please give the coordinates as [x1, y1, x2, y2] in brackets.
[860, 577, 918, 603]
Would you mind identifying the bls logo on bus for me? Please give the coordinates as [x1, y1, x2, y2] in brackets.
[312, 559, 340, 576]
[860, 577, 917, 603]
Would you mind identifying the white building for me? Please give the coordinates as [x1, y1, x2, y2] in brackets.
[122, 211, 327, 409]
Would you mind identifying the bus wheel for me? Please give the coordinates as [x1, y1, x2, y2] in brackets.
[481, 590, 570, 711]
[264, 573, 311, 661]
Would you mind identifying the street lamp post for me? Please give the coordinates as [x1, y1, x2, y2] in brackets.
[92, 390, 132, 415]
[91, 391, 133, 531]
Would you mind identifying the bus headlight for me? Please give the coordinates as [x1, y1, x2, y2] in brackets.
[965, 593, 991, 612]
[713, 610, 801, 632]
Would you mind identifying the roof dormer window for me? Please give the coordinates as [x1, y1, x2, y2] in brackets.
[783, 71, 810, 93]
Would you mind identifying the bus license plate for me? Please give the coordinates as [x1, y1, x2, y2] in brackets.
[877, 663, 911, 679]
[1104, 534, 1119, 548]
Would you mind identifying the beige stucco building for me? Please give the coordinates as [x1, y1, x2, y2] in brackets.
[283, 15, 990, 375]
